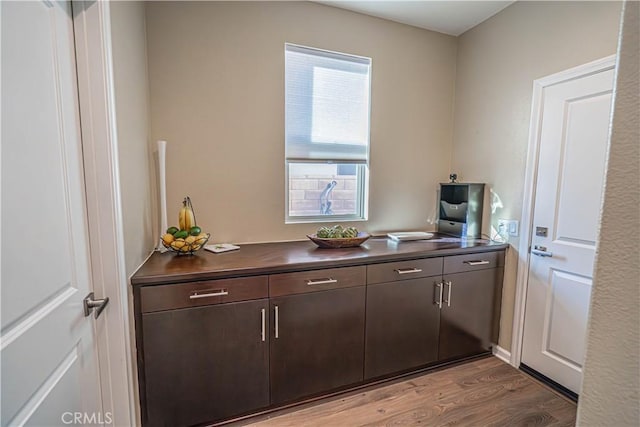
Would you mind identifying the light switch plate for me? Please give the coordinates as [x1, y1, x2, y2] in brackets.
[508, 220, 519, 236]
[498, 219, 519, 238]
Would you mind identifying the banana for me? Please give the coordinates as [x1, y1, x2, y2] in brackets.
[178, 197, 197, 230]
[178, 202, 187, 230]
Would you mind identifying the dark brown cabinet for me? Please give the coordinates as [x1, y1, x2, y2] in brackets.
[132, 243, 505, 426]
[364, 257, 443, 380]
[438, 269, 503, 360]
[365, 252, 504, 375]
[269, 267, 366, 404]
[364, 277, 441, 379]
[142, 299, 270, 426]
[438, 252, 504, 361]
[139, 277, 270, 426]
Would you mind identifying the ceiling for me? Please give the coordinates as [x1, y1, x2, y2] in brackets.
[316, 1, 515, 36]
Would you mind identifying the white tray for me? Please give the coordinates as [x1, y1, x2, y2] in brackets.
[204, 243, 240, 253]
[387, 232, 434, 241]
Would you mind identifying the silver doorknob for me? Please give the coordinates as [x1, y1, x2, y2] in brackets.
[83, 292, 109, 319]
[532, 245, 553, 257]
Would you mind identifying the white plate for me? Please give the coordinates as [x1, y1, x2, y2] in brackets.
[387, 232, 434, 241]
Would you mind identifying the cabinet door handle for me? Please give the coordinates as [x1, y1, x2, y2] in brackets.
[463, 260, 490, 266]
[261, 308, 266, 342]
[274, 305, 279, 339]
[394, 268, 423, 275]
[444, 281, 452, 307]
[306, 278, 337, 286]
[189, 289, 228, 299]
[435, 282, 443, 308]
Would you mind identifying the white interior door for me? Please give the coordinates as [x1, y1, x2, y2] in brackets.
[521, 64, 614, 394]
[1, 2, 106, 425]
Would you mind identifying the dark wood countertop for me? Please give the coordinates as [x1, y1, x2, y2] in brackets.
[131, 235, 508, 286]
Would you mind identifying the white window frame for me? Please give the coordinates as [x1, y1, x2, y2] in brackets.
[284, 43, 371, 224]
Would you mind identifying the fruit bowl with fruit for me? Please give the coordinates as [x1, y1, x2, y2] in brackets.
[161, 196, 210, 255]
[307, 225, 370, 249]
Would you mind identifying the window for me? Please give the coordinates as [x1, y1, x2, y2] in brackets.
[285, 43, 371, 222]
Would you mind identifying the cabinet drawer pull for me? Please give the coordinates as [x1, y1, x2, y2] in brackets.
[306, 278, 338, 286]
[463, 260, 490, 266]
[394, 268, 423, 275]
[274, 305, 279, 339]
[435, 282, 443, 308]
[261, 308, 266, 342]
[189, 289, 228, 299]
[444, 281, 452, 307]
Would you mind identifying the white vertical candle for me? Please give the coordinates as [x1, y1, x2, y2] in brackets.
[157, 140, 168, 251]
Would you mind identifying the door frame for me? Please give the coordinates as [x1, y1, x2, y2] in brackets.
[73, 1, 138, 426]
[509, 54, 617, 368]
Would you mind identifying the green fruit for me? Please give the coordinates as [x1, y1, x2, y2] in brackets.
[167, 226, 179, 235]
[343, 227, 358, 238]
[328, 229, 342, 238]
[189, 226, 202, 236]
[174, 230, 189, 239]
[317, 226, 331, 238]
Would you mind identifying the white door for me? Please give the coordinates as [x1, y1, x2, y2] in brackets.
[1, 2, 107, 426]
[521, 63, 614, 394]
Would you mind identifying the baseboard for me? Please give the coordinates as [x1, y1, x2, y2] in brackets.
[493, 345, 511, 364]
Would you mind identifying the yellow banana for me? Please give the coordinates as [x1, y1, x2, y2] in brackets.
[178, 203, 187, 230]
[178, 197, 196, 230]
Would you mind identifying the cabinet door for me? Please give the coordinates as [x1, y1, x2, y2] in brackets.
[142, 299, 269, 426]
[365, 277, 441, 379]
[270, 286, 366, 405]
[439, 268, 502, 360]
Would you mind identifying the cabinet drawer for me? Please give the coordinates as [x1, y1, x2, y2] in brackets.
[270, 266, 365, 297]
[140, 276, 268, 313]
[443, 251, 504, 274]
[367, 257, 443, 285]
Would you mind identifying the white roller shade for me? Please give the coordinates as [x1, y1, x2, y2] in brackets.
[285, 43, 371, 163]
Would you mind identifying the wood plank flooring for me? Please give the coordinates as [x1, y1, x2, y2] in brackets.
[241, 357, 576, 427]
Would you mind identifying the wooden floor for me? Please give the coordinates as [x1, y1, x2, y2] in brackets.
[242, 357, 576, 427]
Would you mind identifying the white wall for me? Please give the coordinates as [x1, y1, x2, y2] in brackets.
[451, 0, 622, 350]
[145, 1, 457, 243]
[111, 1, 156, 275]
[577, 2, 640, 425]
[110, 3, 154, 424]
[139, 0, 628, 357]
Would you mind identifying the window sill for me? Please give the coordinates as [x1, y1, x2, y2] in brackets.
[285, 216, 368, 225]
